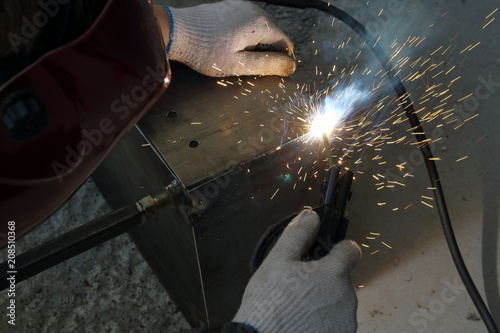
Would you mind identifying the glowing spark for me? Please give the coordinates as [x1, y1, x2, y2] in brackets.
[460, 45, 472, 54]
[270, 188, 279, 200]
[483, 18, 495, 29]
[371, 250, 380, 255]
[456, 156, 468, 162]
[486, 8, 498, 19]
[469, 42, 481, 51]
[431, 46, 443, 55]
[476, 134, 486, 143]
[458, 93, 473, 102]
[382, 242, 392, 249]
[421, 201, 434, 208]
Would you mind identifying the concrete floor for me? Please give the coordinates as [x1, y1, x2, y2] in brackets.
[1, 0, 499, 332]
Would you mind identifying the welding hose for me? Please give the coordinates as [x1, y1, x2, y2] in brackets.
[251, 0, 499, 331]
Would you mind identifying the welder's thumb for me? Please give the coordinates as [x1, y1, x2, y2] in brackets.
[268, 208, 320, 260]
[321, 240, 362, 273]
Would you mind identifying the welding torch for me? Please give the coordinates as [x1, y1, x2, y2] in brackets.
[308, 165, 353, 259]
[250, 165, 353, 271]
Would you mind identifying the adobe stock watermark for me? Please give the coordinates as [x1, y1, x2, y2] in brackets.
[238, 258, 322, 329]
[189, 107, 288, 211]
[364, 0, 406, 36]
[384, 74, 500, 188]
[8, 0, 71, 54]
[51, 63, 167, 182]
[401, 277, 466, 333]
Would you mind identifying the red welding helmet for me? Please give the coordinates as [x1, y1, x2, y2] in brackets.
[0, 0, 170, 247]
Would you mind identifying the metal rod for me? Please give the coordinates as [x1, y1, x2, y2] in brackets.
[0, 203, 146, 290]
[322, 131, 334, 168]
[0, 183, 185, 290]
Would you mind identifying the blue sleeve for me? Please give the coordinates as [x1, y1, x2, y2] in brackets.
[221, 322, 260, 333]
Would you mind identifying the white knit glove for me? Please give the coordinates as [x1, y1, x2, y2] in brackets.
[162, 0, 295, 77]
[233, 209, 362, 333]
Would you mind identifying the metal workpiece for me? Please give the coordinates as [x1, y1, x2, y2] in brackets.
[93, 63, 325, 331]
[138, 64, 301, 187]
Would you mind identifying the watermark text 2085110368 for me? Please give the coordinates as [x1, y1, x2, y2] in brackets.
[6, 220, 17, 326]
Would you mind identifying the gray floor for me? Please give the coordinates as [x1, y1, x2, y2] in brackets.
[1, 0, 499, 332]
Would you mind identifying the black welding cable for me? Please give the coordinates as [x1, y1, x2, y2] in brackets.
[252, 0, 499, 331]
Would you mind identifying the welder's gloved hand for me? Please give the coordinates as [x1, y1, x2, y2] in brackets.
[162, 0, 295, 77]
[232, 208, 361, 333]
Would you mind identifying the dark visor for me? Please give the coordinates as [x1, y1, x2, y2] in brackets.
[0, 0, 170, 247]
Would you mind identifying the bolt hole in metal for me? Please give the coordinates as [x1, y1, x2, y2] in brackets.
[189, 140, 199, 148]
[167, 110, 177, 118]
